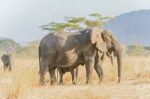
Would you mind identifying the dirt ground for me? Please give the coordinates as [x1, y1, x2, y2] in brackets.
[19, 80, 150, 99]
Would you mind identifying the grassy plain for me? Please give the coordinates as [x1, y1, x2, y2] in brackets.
[0, 56, 150, 99]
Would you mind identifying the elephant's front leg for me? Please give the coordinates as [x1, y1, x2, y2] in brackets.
[85, 57, 95, 84]
[95, 51, 104, 84]
[94, 63, 103, 84]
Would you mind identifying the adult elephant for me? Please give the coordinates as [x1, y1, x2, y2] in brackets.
[39, 27, 122, 85]
[56, 31, 123, 85]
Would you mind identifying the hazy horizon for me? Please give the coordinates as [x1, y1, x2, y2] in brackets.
[1, 0, 150, 44]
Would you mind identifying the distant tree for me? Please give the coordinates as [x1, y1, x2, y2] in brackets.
[41, 22, 80, 32]
[127, 45, 146, 56]
[41, 13, 111, 32]
[0, 38, 20, 52]
[85, 13, 112, 27]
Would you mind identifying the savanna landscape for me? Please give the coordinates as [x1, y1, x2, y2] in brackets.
[1, 1, 150, 99]
[0, 42, 150, 99]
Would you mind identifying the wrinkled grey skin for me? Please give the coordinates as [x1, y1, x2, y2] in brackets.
[39, 27, 106, 85]
[1, 54, 12, 71]
[39, 27, 122, 85]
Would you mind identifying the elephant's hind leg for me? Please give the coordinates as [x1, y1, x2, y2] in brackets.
[49, 68, 57, 85]
[39, 58, 48, 85]
[39, 70, 46, 85]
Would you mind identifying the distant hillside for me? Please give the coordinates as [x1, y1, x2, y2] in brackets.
[0, 37, 20, 52]
[103, 9, 150, 46]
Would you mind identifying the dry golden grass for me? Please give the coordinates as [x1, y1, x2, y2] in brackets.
[0, 56, 149, 99]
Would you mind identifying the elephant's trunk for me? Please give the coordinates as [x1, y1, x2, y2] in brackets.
[114, 43, 122, 83]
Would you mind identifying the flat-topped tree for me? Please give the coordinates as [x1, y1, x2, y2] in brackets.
[41, 13, 111, 32]
[41, 22, 80, 32]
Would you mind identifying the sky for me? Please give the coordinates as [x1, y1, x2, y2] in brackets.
[0, 0, 150, 44]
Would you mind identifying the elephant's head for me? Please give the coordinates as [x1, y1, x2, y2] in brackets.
[101, 30, 122, 83]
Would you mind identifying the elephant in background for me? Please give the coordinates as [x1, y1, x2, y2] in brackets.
[1, 54, 13, 71]
[39, 27, 122, 85]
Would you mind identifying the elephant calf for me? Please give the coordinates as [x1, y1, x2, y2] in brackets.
[56, 67, 79, 84]
[1, 54, 12, 71]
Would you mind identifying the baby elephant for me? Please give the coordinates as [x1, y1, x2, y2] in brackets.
[1, 54, 12, 71]
[56, 67, 79, 84]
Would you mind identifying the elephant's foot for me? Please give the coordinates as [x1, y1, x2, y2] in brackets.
[59, 80, 64, 85]
[117, 78, 121, 83]
[98, 75, 103, 84]
[39, 75, 45, 86]
[85, 80, 92, 84]
[72, 81, 77, 85]
[98, 79, 103, 84]
[39, 80, 46, 86]
[51, 80, 57, 85]
[9, 68, 12, 71]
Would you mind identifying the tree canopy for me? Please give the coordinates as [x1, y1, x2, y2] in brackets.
[41, 13, 111, 33]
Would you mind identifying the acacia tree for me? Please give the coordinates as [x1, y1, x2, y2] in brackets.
[41, 22, 80, 32]
[85, 13, 112, 27]
[41, 13, 111, 32]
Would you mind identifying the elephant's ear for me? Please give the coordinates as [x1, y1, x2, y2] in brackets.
[90, 27, 107, 52]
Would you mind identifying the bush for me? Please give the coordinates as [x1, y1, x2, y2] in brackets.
[16, 42, 39, 58]
[127, 44, 150, 56]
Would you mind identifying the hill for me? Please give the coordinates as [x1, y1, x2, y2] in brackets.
[103, 9, 150, 46]
[0, 37, 20, 52]
[16, 40, 39, 58]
